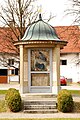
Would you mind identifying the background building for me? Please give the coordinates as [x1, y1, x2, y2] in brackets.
[55, 26, 80, 83]
[0, 26, 80, 84]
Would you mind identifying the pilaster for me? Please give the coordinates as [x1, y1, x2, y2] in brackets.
[20, 45, 24, 94]
[23, 48, 29, 93]
[52, 45, 61, 94]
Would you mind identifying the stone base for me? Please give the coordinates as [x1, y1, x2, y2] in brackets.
[52, 86, 61, 95]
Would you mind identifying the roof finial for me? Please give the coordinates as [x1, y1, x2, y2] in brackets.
[38, 5, 42, 20]
[39, 14, 42, 20]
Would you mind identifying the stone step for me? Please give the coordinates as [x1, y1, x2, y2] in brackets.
[23, 100, 57, 113]
[24, 104, 56, 110]
[22, 93, 57, 100]
[23, 94, 57, 113]
[24, 109, 58, 113]
[24, 100, 56, 105]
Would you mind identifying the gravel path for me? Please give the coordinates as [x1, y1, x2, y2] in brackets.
[1, 112, 80, 118]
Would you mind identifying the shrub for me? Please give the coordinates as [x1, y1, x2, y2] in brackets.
[5, 88, 22, 112]
[57, 89, 74, 113]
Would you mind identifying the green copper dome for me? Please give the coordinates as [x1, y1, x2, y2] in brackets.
[22, 14, 60, 41]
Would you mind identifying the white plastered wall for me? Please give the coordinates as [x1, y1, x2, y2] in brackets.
[60, 53, 80, 83]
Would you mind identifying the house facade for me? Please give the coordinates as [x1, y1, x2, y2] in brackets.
[0, 53, 19, 83]
[60, 53, 80, 83]
[0, 27, 19, 84]
[55, 26, 80, 83]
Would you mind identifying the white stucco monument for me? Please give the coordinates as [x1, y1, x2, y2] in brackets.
[14, 14, 67, 94]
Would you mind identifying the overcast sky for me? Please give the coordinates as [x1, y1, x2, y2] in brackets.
[36, 0, 76, 26]
[0, 0, 76, 26]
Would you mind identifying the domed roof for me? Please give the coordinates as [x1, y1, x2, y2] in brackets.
[22, 14, 60, 41]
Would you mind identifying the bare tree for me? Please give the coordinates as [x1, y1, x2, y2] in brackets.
[58, 0, 80, 65]
[61, 0, 80, 48]
[0, 0, 54, 67]
[0, 0, 40, 67]
[65, 0, 80, 25]
[72, 0, 80, 24]
[0, 0, 40, 40]
[0, 0, 54, 48]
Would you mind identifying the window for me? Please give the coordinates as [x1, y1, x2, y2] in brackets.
[11, 68, 18, 75]
[11, 69, 15, 75]
[15, 68, 18, 75]
[60, 60, 67, 65]
[0, 69, 7, 76]
[8, 59, 14, 66]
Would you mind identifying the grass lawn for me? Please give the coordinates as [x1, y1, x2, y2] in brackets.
[0, 100, 7, 112]
[0, 90, 80, 95]
[0, 118, 80, 120]
[0, 90, 7, 94]
[68, 90, 80, 95]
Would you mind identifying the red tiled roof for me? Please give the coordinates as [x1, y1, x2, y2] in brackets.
[0, 27, 18, 54]
[0, 26, 80, 54]
[55, 26, 80, 53]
